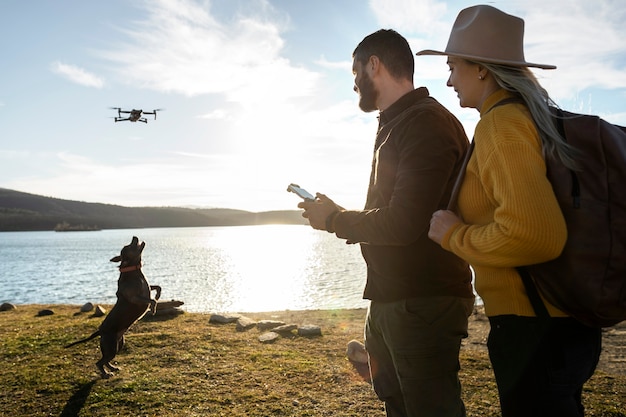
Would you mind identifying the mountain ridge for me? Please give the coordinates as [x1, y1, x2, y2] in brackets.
[0, 188, 307, 232]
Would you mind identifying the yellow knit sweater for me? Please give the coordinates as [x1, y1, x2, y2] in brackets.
[442, 89, 568, 318]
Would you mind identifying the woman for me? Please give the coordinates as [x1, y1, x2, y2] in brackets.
[417, 5, 602, 417]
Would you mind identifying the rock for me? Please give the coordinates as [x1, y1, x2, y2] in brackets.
[209, 313, 241, 324]
[272, 324, 298, 334]
[37, 309, 54, 317]
[94, 305, 106, 317]
[153, 300, 185, 317]
[297, 324, 322, 336]
[0, 302, 16, 311]
[156, 300, 185, 311]
[236, 316, 257, 332]
[154, 307, 185, 317]
[258, 331, 280, 343]
[257, 320, 286, 331]
[80, 302, 94, 312]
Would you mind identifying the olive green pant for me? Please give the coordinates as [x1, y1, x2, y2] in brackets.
[365, 296, 475, 417]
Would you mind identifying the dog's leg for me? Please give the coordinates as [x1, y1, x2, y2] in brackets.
[151, 285, 162, 300]
[105, 363, 120, 372]
[96, 360, 113, 379]
[104, 333, 125, 372]
[117, 334, 125, 353]
[98, 334, 119, 378]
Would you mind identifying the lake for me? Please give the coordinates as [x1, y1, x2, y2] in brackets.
[0, 225, 370, 313]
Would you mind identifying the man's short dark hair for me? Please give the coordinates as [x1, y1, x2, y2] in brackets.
[353, 29, 414, 82]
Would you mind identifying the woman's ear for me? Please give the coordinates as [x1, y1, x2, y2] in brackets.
[477, 64, 488, 80]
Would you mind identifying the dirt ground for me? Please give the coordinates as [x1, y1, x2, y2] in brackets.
[464, 306, 626, 376]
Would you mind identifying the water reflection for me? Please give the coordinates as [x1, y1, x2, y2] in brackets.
[0, 225, 369, 313]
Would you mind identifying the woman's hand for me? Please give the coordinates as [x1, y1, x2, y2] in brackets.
[428, 210, 462, 245]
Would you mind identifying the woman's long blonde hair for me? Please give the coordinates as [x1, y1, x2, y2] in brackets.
[481, 62, 580, 170]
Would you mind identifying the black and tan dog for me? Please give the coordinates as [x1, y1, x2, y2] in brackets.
[65, 236, 161, 378]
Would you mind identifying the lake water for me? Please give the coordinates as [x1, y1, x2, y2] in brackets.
[0, 225, 370, 313]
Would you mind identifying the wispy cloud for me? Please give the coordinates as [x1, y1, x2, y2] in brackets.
[50, 61, 104, 88]
[100, 0, 319, 105]
[375, 0, 626, 119]
[479, 1, 624, 104]
[369, 0, 449, 35]
[315, 55, 351, 71]
[197, 109, 229, 120]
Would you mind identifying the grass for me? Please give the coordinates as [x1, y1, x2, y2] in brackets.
[1, 305, 624, 417]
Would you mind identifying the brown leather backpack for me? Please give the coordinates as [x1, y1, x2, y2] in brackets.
[517, 107, 626, 327]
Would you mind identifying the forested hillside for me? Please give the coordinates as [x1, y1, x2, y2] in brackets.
[0, 188, 306, 231]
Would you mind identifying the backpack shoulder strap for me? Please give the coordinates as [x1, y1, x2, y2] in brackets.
[516, 266, 550, 319]
[447, 140, 474, 210]
[447, 97, 522, 210]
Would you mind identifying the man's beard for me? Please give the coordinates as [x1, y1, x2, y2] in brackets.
[357, 72, 378, 112]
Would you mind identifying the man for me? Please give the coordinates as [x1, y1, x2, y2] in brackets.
[299, 29, 475, 417]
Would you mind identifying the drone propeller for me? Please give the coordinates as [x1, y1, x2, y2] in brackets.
[146, 108, 164, 119]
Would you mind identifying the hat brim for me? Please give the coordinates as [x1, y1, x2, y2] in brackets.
[416, 49, 556, 70]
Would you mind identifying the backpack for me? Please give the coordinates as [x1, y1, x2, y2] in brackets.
[517, 107, 626, 327]
[450, 102, 626, 327]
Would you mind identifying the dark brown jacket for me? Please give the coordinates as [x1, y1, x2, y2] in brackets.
[333, 87, 473, 302]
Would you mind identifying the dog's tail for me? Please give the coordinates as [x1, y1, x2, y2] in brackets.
[64, 330, 101, 348]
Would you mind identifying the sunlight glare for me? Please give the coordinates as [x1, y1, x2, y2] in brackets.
[206, 225, 321, 312]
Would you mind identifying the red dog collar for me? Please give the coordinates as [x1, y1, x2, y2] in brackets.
[119, 264, 142, 273]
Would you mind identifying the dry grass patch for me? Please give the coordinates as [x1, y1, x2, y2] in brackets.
[0, 305, 624, 416]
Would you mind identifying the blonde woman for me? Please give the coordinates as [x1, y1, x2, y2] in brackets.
[418, 5, 601, 417]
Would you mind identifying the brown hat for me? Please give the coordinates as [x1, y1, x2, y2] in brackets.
[416, 5, 556, 70]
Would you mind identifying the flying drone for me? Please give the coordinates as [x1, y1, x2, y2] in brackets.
[111, 107, 162, 123]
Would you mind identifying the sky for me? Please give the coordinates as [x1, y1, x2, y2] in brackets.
[1, 0, 625, 212]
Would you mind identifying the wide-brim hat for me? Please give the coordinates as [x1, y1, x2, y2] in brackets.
[416, 5, 556, 70]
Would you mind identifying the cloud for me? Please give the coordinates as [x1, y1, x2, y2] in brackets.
[197, 109, 230, 120]
[373, 0, 626, 120]
[100, 0, 320, 104]
[50, 61, 104, 88]
[520, 2, 626, 101]
[369, 0, 449, 35]
[315, 55, 351, 71]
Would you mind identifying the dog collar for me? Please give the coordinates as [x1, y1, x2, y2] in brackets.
[119, 264, 142, 273]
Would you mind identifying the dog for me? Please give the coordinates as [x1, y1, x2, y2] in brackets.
[65, 236, 161, 378]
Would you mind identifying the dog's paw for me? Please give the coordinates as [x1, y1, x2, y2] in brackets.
[105, 363, 120, 372]
[98, 365, 113, 379]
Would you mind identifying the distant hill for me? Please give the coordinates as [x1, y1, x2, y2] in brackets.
[0, 188, 307, 232]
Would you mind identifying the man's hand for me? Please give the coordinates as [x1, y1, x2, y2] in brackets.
[299, 193, 342, 231]
[428, 210, 462, 245]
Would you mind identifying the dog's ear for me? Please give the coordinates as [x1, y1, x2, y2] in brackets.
[110, 256, 122, 263]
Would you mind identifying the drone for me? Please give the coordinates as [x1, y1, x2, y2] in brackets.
[111, 107, 162, 123]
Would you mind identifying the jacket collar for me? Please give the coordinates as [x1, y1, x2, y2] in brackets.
[379, 87, 430, 126]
